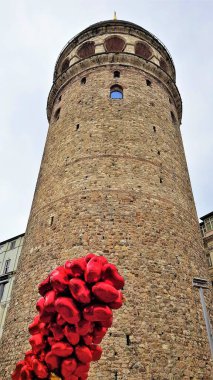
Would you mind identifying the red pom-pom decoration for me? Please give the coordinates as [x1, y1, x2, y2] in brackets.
[12, 253, 124, 379]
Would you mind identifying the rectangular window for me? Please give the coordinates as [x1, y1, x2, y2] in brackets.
[4, 259, 11, 274]
[207, 255, 212, 268]
[204, 217, 213, 232]
[10, 240, 16, 249]
[0, 282, 7, 302]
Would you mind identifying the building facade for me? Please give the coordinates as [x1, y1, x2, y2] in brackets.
[0, 20, 212, 379]
[0, 234, 24, 339]
[200, 212, 213, 283]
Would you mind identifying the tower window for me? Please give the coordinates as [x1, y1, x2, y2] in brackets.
[76, 124, 80, 130]
[49, 216, 54, 227]
[171, 111, 177, 125]
[77, 41, 95, 59]
[110, 85, 123, 99]
[126, 334, 131, 346]
[160, 57, 168, 73]
[104, 36, 126, 52]
[54, 108, 61, 121]
[114, 71, 120, 78]
[61, 58, 70, 73]
[81, 77, 86, 85]
[135, 41, 152, 60]
[146, 79, 152, 87]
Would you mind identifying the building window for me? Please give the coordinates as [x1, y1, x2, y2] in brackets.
[4, 259, 11, 274]
[200, 223, 206, 237]
[110, 85, 123, 99]
[61, 58, 70, 73]
[114, 71, 120, 78]
[159, 57, 169, 73]
[10, 240, 16, 249]
[207, 255, 212, 268]
[54, 108, 61, 121]
[171, 111, 177, 125]
[81, 77, 86, 85]
[77, 41, 95, 59]
[204, 216, 213, 232]
[104, 36, 126, 53]
[135, 41, 153, 60]
[0, 281, 7, 302]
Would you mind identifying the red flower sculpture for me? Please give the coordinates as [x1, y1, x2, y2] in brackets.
[12, 253, 124, 380]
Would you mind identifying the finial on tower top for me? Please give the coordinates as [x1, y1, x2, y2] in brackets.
[113, 11, 117, 20]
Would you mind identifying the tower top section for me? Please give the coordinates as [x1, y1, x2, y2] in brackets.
[47, 20, 181, 121]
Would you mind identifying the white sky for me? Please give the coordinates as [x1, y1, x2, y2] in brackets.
[0, 0, 212, 241]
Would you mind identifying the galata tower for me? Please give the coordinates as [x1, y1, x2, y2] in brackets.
[0, 19, 212, 380]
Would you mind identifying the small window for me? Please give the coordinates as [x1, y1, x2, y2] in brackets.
[207, 255, 212, 268]
[54, 108, 61, 121]
[61, 58, 70, 73]
[110, 85, 123, 100]
[10, 240, 16, 249]
[81, 77, 86, 85]
[171, 111, 177, 125]
[4, 259, 11, 274]
[49, 216, 54, 227]
[114, 71, 120, 78]
[146, 79, 152, 87]
[0, 282, 7, 302]
[126, 334, 131, 346]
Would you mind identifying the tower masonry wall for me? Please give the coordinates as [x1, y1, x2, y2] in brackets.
[0, 20, 212, 380]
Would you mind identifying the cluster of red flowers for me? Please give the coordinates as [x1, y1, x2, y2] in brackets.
[12, 253, 125, 380]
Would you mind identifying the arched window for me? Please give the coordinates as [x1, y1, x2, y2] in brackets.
[110, 85, 123, 99]
[77, 41, 95, 59]
[160, 57, 169, 73]
[114, 71, 120, 78]
[61, 58, 70, 73]
[135, 41, 152, 60]
[104, 36, 125, 53]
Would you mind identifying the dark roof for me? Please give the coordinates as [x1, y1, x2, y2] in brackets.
[200, 211, 213, 221]
[0, 233, 25, 246]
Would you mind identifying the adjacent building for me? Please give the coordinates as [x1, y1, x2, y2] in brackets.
[200, 212, 213, 283]
[0, 233, 24, 338]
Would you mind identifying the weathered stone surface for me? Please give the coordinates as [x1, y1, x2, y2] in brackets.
[0, 20, 212, 380]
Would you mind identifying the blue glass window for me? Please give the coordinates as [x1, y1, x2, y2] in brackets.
[110, 85, 123, 99]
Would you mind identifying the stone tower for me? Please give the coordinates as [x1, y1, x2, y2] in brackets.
[0, 20, 212, 379]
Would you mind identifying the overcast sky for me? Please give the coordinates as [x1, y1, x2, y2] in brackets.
[0, 0, 212, 241]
